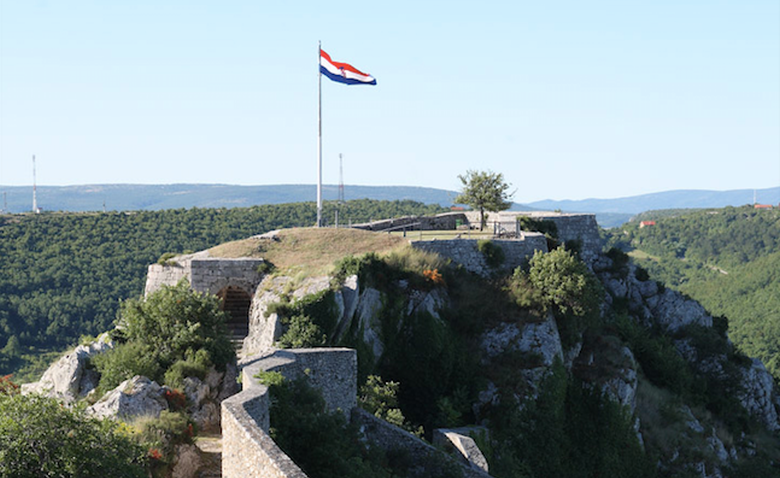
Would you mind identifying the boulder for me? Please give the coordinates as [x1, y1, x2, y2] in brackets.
[21, 334, 113, 403]
[433, 427, 490, 473]
[88, 375, 168, 420]
[171, 444, 202, 478]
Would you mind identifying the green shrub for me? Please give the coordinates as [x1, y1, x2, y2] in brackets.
[277, 315, 327, 348]
[255, 370, 285, 387]
[359, 375, 408, 429]
[117, 280, 234, 372]
[634, 266, 650, 282]
[156, 252, 178, 266]
[272, 289, 339, 348]
[256, 261, 276, 274]
[92, 341, 163, 392]
[606, 247, 630, 277]
[477, 240, 505, 269]
[131, 411, 192, 465]
[0, 393, 147, 477]
[163, 349, 211, 389]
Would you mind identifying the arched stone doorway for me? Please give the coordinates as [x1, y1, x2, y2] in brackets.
[216, 286, 251, 344]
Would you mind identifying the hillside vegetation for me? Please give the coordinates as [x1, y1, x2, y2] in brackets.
[607, 205, 780, 377]
[0, 199, 446, 378]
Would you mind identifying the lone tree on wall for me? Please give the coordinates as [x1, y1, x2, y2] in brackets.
[454, 170, 514, 230]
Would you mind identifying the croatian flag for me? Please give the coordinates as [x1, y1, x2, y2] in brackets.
[320, 49, 377, 86]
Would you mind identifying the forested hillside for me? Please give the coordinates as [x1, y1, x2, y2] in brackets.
[607, 205, 780, 377]
[0, 199, 445, 377]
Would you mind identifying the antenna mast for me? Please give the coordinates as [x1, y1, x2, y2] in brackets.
[338, 153, 345, 204]
[32, 155, 39, 213]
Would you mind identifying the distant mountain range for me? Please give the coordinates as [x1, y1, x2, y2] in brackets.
[1, 184, 778, 228]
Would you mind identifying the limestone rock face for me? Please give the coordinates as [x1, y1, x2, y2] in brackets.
[480, 314, 564, 402]
[243, 276, 291, 356]
[21, 334, 113, 403]
[355, 287, 385, 359]
[647, 288, 713, 331]
[481, 314, 563, 366]
[739, 358, 780, 431]
[572, 335, 639, 413]
[88, 375, 169, 420]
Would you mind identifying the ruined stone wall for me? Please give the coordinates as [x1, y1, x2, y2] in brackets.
[541, 214, 602, 264]
[144, 253, 266, 297]
[411, 233, 548, 277]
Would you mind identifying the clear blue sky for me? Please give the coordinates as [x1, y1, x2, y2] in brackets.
[1, 1, 778, 203]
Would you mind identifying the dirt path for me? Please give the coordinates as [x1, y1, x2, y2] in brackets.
[195, 434, 222, 477]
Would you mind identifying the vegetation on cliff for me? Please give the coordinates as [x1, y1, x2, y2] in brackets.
[266, 234, 779, 477]
[607, 205, 780, 377]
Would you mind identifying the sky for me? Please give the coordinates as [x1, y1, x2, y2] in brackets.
[1, 1, 778, 204]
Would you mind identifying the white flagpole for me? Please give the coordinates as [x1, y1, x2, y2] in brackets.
[317, 41, 323, 227]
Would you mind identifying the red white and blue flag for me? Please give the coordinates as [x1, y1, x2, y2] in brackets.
[320, 49, 377, 86]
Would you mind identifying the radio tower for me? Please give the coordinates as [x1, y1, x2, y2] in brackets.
[338, 153, 345, 204]
[32, 155, 39, 213]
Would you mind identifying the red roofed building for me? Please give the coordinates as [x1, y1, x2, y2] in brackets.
[640, 221, 656, 228]
[754, 204, 773, 209]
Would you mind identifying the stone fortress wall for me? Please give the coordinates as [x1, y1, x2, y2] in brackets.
[145, 251, 266, 298]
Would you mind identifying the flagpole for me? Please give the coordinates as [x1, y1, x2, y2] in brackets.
[317, 41, 323, 228]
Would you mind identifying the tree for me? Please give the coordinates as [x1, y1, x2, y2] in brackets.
[454, 170, 514, 230]
[0, 392, 147, 477]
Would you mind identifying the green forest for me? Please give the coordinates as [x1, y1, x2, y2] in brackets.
[607, 205, 780, 377]
[0, 200, 445, 378]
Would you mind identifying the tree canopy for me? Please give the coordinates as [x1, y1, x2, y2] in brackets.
[454, 170, 513, 230]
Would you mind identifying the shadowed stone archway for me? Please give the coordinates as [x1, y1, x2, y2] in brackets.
[217, 286, 251, 345]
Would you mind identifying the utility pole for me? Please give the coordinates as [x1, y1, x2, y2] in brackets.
[32, 155, 39, 213]
[338, 153, 345, 204]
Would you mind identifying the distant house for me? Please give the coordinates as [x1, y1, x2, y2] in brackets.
[450, 206, 466, 211]
[754, 204, 773, 209]
[639, 221, 656, 228]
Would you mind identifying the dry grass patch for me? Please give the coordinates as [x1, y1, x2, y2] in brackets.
[207, 227, 408, 277]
